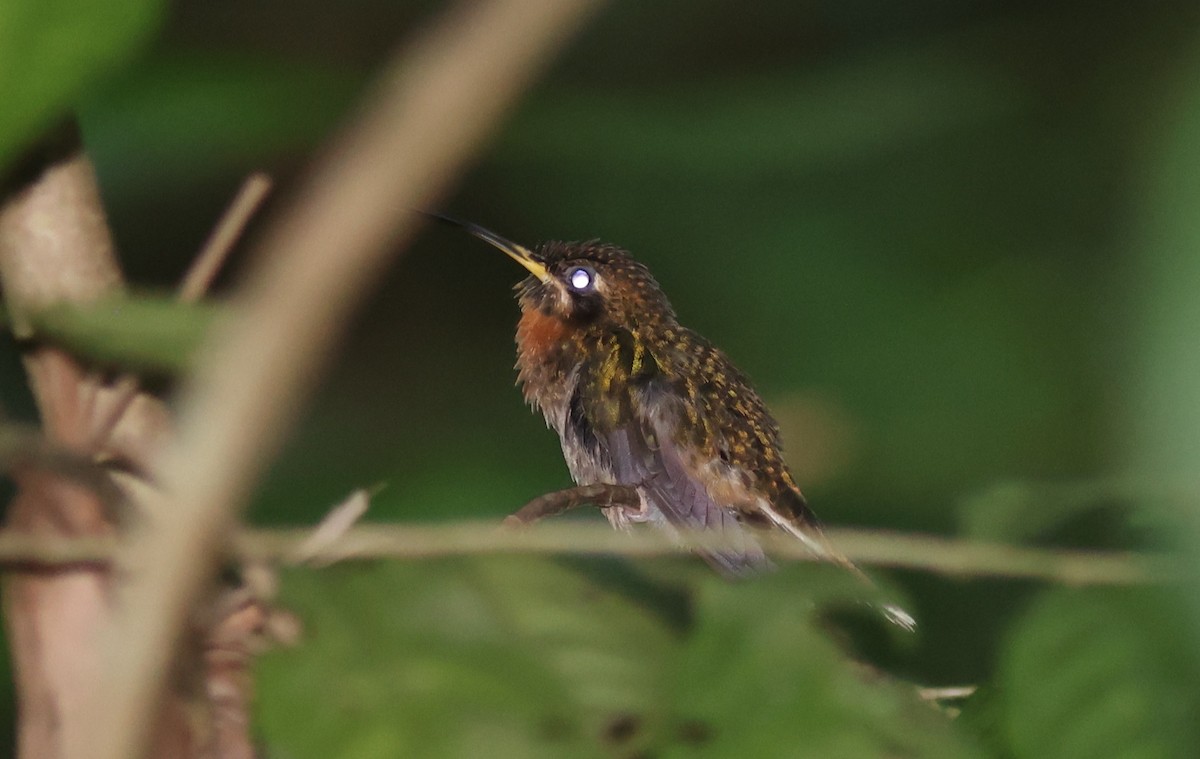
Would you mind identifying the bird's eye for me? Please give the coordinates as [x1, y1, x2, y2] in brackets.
[567, 266, 595, 292]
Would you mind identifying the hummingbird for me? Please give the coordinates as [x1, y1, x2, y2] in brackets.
[429, 216, 912, 626]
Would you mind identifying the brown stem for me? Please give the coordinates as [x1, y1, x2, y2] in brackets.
[178, 172, 272, 304]
[0, 123, 139, 759]
[0, 124, 268, 758]
[504, 484, 640, 526]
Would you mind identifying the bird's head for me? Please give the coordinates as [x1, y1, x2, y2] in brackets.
[428, 215, 676, 329]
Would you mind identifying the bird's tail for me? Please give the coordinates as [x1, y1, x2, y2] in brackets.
[761, 488, 916, 631]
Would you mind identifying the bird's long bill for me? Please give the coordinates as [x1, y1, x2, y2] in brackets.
[423, 213, 549, 281]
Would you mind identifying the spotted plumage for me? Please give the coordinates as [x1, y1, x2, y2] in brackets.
[505, 239, 853, 575]
[425, 216, 915, 626]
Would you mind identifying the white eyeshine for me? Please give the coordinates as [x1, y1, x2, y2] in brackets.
[569, 267, 593, 291]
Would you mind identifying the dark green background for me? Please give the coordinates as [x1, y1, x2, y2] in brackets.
[4, 1, 1200, 757]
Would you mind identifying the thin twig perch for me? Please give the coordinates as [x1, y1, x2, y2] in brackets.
[0, 521, 1172, 586]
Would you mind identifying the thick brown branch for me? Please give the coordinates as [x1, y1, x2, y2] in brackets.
[0, 124, 126, 759]
[0, 128, 263, 759]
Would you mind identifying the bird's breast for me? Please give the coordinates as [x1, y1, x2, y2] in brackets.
[516, 307, 569, 362]
[515, 308, 577, 423]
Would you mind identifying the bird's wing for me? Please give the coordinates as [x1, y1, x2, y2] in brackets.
[581, 373, 770, 576]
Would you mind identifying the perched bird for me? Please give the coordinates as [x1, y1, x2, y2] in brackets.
[430, 216, 912, 626]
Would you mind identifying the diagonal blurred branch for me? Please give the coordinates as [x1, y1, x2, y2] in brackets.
[75, 2, 603, 759]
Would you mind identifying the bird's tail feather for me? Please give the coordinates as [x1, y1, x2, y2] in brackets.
[760, 493, 917, 631]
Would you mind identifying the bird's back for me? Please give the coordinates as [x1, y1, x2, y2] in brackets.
[640, 326, 820, 527]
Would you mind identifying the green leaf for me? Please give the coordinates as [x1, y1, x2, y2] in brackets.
[999, 588, 1200, 759]
[29, 294, 220, 372]
[0, 0, 163, 170]
[256, 558, 675, 759]
[659, 568, 981, 759]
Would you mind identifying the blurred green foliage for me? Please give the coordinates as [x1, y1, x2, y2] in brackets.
[0, 0, 162, 170]
[997, 588, 1200, 759]
[259, 560, 980, 759]
[29, 294, 219, 373]
[2, 0, 1200, 757]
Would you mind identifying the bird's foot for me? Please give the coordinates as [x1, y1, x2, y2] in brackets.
[601, 501, 653, 530]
